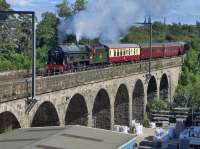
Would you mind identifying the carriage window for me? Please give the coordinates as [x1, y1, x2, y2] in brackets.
[120, 49, 122, 56]
[127, 50, 129, 55]
[117, 49, 119, 56]
[129, 49, 131, 55]
[134, 49, 136, 55]
[123, 50, 125, 56]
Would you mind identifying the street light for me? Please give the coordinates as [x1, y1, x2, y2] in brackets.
[135, 16, 153, 77]
[0, 11, 37, 112]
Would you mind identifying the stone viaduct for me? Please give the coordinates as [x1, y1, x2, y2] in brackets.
[0, 57, 183, 133]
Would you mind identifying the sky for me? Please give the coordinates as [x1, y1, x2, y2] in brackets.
[5, 0, 200, 24]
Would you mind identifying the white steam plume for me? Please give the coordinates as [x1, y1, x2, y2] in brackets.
[58, 0, 175, 43]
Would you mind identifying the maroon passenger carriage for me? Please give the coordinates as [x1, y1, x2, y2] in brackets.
[140, 42, 187, 59]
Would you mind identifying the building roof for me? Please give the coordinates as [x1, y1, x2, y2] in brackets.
[105, 44, 139, 49]
[0, 125, 136, 149]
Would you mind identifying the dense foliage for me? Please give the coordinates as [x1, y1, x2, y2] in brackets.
[0, 1, 32, 71]
[147, 98, 169, 111]
[174, 39, 200, 111]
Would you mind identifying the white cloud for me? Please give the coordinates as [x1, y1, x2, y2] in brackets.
[7, 0, 34, 7]
[7, 0, 63, 7]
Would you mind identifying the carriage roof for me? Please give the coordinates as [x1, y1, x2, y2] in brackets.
[140, 42, 184, 47]
[105, 44, 140, 49]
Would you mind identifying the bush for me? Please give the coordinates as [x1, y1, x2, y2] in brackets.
[142, 119, 150, 128]
[147, 98, 169, 112]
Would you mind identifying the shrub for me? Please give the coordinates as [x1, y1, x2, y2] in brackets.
[148, 98, 169, 111]
[142, 119, 150, 128]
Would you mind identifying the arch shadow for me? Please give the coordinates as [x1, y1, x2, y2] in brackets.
[114, 84, 129, 126]
[92, 89, 111, 130]
[0, 111, 21, 134]
[31, 101, 60, 127]
[147, 76, 157, 102]
[132, 80, 145, 121]
[160, 74, 169, 101]
[146, 76, 158, 120]
[65, 94, 88, 126]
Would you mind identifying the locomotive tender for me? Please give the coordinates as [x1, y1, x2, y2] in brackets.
[45, 42, 188, 73]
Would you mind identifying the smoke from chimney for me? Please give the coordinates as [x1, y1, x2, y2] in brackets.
[58, 0, 175, 43]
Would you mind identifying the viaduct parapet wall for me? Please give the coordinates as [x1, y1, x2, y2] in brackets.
[0, 57, 182, 103]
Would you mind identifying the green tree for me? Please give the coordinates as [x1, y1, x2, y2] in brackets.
[175, 80, 200, 111]
[36, 12, 58, 48]
[73, 0, 86, 14]
[56, 0, 72, 18]
[0, 0, 10, 10]
[0, 0, 11, 20]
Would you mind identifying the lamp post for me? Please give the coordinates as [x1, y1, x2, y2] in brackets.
[149, 17, 152, 75]
[0, 11, 36, 112]
[136, 16, 152, 77]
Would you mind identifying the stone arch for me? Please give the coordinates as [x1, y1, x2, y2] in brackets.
[65, 94, 88, 126]
[160, 74, 169, 101]
[92, 89, 111, 130]
[0, 111, 21, 134]
[31, 101, 60, 127]
[132, 79, 145, 121]
[147, 76, 158, 101]
[114, 84, 129, 126]
[147, 76, 158, 119]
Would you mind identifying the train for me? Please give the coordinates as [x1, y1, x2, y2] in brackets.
[45, 42, 188, 73]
